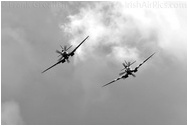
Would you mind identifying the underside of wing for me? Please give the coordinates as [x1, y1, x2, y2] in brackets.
[133, 52, 155, 72]
[102, 76, 123, 87]
[42, 58, 65, 73]
[69, 36, 89, 56]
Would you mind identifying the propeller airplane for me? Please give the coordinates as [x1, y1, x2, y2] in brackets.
[42, 36, 89, 73]
[102, 52, 156, 87]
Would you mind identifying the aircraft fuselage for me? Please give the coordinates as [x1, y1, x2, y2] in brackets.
[62, 52, 69, 59]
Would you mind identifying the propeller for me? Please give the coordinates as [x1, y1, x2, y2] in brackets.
[66, 45, 72, 51]
[56, 45, 73, 61]
[56, 45, 72, 55]
[130, 61, 136, 66]
[63, 45, 72, 51]
[63, 45, 67, 51]
[58, 45, 67, 52]
[119, 71, 126, 76]
[124, 60, 128, 65]
[123, 63, 127, 68]
[60, 45, 63, 50]
[58, 56, 64, 61]
[59, 45, 72, 52]
[56, 50, 63, 55]
[121, 60, 136, 71]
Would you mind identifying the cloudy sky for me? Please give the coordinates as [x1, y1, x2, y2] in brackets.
[1, 1, 187, 125]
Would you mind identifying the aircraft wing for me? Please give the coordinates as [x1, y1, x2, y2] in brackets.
[69, 36, 89, 56]
[42, 58, 65, 73]
[133, 52, 155, 73]
[102, 76, 122, 87]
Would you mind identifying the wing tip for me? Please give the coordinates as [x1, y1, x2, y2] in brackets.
[152, 52, 156, 56]
[41, 70, 46, 74]
[102, 84, 108, 87]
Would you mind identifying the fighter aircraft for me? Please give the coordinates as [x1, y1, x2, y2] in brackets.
[102, 52, 155, 87]
[42, 36, 89, 73]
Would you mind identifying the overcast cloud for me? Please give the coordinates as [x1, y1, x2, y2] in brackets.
[1, 1, 187, 125]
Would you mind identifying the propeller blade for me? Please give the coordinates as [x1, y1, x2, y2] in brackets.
[127, 62, 131, 67]
[60, 45, 63, 49]
[124, 60, 128, 65]
[56, 50, 63, 54]
[58, 56, 64, 61]
[121, 68, 126, 71]
[121, 62, 128, 71]
[123, 63, 127, 68]
[119, 71, 126, 76]
[66, 45, 72, 51]
[64, 45, 67, 51]
[130, 60, 136, 66]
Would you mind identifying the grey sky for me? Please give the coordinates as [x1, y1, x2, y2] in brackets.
[1, 1, 187, 125]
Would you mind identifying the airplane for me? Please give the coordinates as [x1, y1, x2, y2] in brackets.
[42, 36, 89, 73]
[102, 52, 155, 87]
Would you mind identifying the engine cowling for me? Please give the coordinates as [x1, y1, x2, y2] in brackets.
[134, 69, 138, 73]
[70, 53, 74, 56]
[61, 59, 65, 63]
